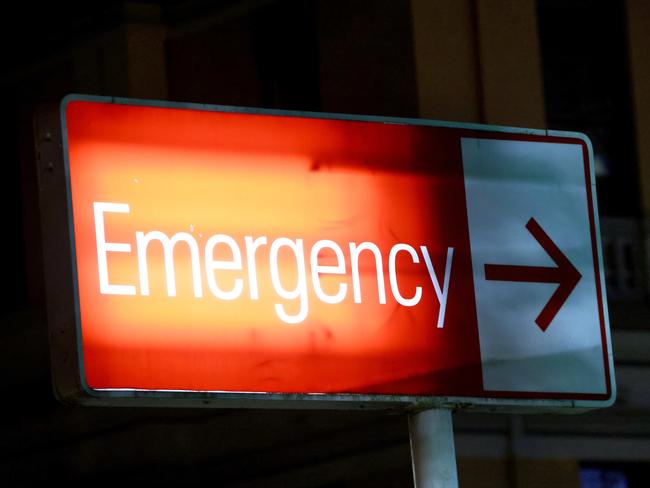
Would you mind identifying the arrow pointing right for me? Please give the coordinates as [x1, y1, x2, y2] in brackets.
[484, 217, 582, 332]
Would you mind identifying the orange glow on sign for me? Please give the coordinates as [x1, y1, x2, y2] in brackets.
[65, 100, 482, 395]
[62, 98, 612, 405]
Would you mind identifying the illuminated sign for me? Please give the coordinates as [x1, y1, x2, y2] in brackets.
[41, 95, 615, 409]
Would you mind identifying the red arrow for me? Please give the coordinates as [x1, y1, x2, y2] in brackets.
[484, 217, 582, 332]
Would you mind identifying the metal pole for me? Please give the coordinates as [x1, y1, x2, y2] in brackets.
[408, 408, 458, 488]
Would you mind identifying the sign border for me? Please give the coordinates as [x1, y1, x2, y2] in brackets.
[50, 93, 616, 412]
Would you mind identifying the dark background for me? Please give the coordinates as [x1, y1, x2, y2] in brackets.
[1, 1, 647, 486]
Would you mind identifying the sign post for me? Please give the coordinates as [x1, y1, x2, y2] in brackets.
[36, 94, 616, 483]
[409, 409, 458, 488]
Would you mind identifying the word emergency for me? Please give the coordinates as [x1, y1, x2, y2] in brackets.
[94, 202, 454, 326]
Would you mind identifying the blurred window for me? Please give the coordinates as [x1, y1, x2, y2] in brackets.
[538, 0, 639, 217]
[580, 466, 628, 488]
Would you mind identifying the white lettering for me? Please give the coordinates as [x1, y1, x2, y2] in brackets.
[349, 242, 386, 304]
[136, 231, 203, 297]
[421, 246, 454, 328]
[310, 239, 347, 304]
[93, 202, 136, 295]
[269, 238, 308, 324]
[244, 235, 267, 300]
[93, 202, 457, 328]
[205, 234, 243, 300]
[389, 244, 422, 307]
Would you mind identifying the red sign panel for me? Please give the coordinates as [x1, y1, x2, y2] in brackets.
[52, 95, 614, 409]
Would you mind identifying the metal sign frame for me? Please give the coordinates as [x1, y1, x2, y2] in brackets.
[36, 94, 616, 412]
